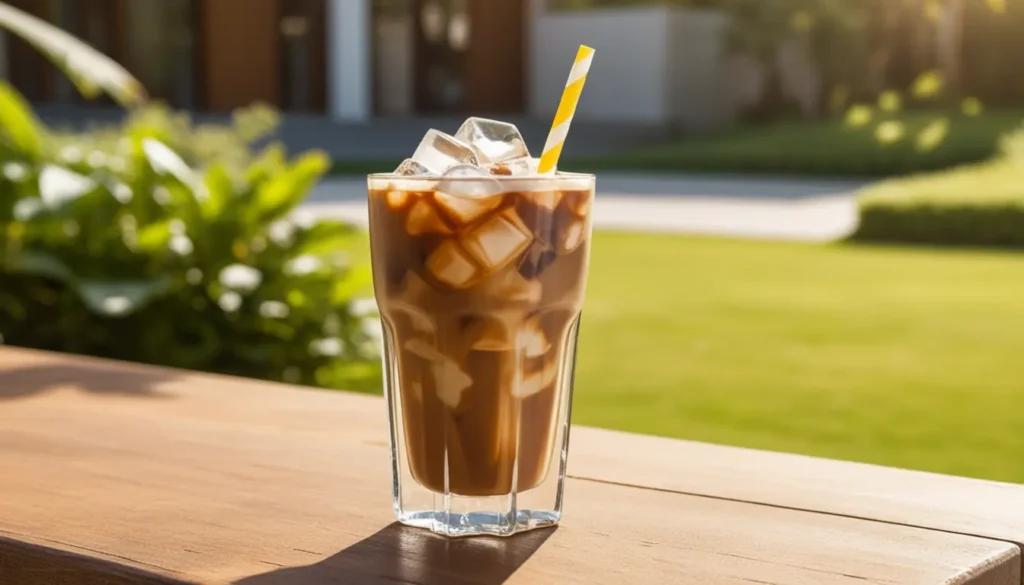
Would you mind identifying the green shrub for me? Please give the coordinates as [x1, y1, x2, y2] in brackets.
[46, 102, 281, 173]
[555, 112, 1021, 179]
[0, 81, 380, 390]
[851, 160, 1024, 248]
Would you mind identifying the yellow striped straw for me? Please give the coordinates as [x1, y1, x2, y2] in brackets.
[538, 45, 595, 174]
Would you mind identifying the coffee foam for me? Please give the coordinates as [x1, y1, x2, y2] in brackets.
[369, 172, 593, 197]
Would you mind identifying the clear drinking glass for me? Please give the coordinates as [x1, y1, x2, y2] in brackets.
[367, 172, 595, 537]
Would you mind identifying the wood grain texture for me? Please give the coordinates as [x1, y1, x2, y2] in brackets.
[567, 426, 1024, 548]
[0, 348, 1021, 585]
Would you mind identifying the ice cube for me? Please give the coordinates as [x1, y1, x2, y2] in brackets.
[455, 117, 530, 164]
[398, 272, 435, 307]
[511, 198, 559, 249]
[433, 359, 473, 409]
[443, 163, 495, 179]
[406, 338, 447, 362]
[461, 210, 533, 274]
[527, 190, 561, 211]
[517, 241, 557, 279]
[393, 305, 437, 337]
[487, 157, 539, 177]
[410, 130, 478, 175]
[519, 320, 550, 357]
[405, 199, 453, 236]
[560, 218, 587, 253]
[434, 164, 503, 224]
[490, 268, 543, 304]
[395, 158, 430, 176]
[405, 338, 471, 409]
[468, 319, 512, 351]
[513, 360, 558, 399]
[563, 190, 591, 217]
[409, 381, 424, 402]
[386, 189, 412, 210]
[426, 240, 479, 289]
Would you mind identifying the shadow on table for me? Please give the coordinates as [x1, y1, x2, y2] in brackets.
[0, 361, 176, 401]
[234, 522, 555, 585]
[0, 535, 184, 585]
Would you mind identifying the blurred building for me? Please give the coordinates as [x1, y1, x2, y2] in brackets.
[2, 0, 819, 131]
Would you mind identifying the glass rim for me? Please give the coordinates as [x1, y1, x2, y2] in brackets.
[367, 170, 595, 183]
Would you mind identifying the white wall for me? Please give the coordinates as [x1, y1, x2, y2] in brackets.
[529, 2, 823, 129]
[529, 3, 670, 123]
[327, 0, 371, 122]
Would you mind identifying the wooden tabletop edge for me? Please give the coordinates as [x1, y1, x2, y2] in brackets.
[952, 544, 1022, 585]
[5, 345, 1024, 585]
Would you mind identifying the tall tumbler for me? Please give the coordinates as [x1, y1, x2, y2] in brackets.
[367, 172, 595, 537]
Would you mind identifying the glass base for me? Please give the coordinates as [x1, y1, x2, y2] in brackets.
[382, 314, 583, 539]
[396, 505, 560, 538]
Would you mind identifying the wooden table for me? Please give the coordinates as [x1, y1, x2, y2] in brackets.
[1, 347, 1022, 585]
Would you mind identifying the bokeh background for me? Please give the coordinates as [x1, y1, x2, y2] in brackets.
[1, 0, 1022, 483]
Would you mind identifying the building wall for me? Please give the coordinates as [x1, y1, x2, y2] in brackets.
[529, 2, 671, 123]
[529, 2, 823, 128]
[201, 0, 280, 111]
[328, 0, 371, 120]
[465, 0, 525, 114]
[373, 12, 414, 116]
[122, 0, 197, 109]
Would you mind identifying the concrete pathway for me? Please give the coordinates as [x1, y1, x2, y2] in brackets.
[302, 174, 867, 243]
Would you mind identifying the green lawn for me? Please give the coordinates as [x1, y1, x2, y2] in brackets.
[332, 111, 1024, 178]
[573, 234, 1024, 483]
[345, 232, 1024, 483]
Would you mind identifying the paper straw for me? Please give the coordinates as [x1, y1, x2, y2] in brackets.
[537, 45, 595, 174]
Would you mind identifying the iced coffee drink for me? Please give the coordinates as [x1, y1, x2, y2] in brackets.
[368, 118, 594, 537]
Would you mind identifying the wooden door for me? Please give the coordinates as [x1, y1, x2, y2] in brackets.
[201, 0, 281, 111]
[412, 0, 469, 113]
[278, 0, 327, 112]
[464, 0, 526, 114]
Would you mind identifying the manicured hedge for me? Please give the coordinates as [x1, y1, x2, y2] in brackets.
[850, 162, 1024, 248]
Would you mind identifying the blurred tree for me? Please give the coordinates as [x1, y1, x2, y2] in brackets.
[933, 0, 964, 101]
[719, 0, 878, 119]
[549, 0, 1018, 112]
[721, 0, 1016, 119]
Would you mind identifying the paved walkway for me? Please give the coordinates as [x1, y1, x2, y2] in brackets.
[302, 174, 866, 243]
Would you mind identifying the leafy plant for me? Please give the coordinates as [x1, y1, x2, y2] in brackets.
[0, 2, 145, 106]
[46, 102, 282, 173]
[998, 123, 1024, 165]
[0, 83, 379, 390]
[0, 2, 380, 390]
